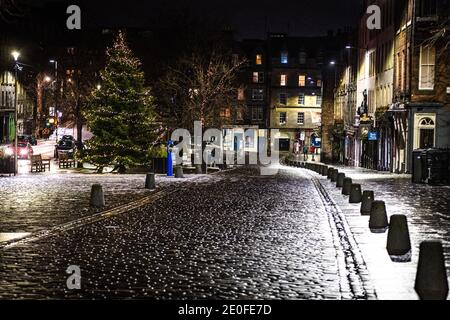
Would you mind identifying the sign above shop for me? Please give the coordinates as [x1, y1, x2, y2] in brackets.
[368, 131, 378, 141]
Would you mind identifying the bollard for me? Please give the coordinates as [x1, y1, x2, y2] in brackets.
[327, 167, 334, 179]
[336, 173, 346, 188]
[195, 164, 203, 174]
[361, 191, 374, 216]
[349, 184, 362, 203]
[145, 173, 156, 189]
[321, 166, 329, 176]
[342, 177, 353, 195]
[415, 241, 449, 300]
[369, 200, 388, 233]
[90, 184, 105, 208]
[387, 215, 411, 262]
[331, 169, 339, 182]
[175, 166, 184, 178]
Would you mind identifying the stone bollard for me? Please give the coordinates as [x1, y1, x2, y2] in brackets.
[369, 200, 388, 233]
[327, 168, 334, 179]
[387, 215, 411, 262]
[195, 164, 203, 174]
[145, 173, 156, 189]
[321, 166, 329, 176]
[360, 191, 374, 216]
[90, 184, 105, 208]
[336, 173, 346, 188]
[349, 184, 362, 203]
[415, 241, 449, 300]
[342, 177, 353, 196]
[175, 166, 184, 178]
[331, 169, 339, 182]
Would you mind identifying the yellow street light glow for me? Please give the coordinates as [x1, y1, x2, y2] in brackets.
[44, 76, 52, 82]
[11, 51, 20, 61]
[49, 118, 55, 124]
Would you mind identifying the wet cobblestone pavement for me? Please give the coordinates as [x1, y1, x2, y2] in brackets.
[0, 167, 363, 300]
[0, 173, 200, 233]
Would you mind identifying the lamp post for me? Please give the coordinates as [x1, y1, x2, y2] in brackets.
[11, 51, 20, 176]
[49, 59, 58, 142]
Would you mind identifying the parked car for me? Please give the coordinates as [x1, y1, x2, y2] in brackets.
[61, 135, 75, 142]
[18, 135, 38, 146]
[5, 142, 34, 160]
[54, 140, 77, 159]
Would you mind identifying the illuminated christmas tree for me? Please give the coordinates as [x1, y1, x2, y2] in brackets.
[84, 31, 157, 173]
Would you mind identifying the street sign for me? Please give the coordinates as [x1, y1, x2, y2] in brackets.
[368, 131, 378, 141]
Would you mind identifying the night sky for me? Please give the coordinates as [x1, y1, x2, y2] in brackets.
[40, 0, 363, 39]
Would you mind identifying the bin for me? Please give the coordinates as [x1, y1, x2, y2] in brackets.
[412, 149, 426, 184]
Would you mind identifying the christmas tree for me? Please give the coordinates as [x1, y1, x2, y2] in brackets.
[84, 31, 157, 173]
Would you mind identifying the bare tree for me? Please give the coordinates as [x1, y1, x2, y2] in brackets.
[156, 51, 246, 132]
[420, 15, 450, 56]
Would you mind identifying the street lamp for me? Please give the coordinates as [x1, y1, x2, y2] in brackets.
[49, 59, 59, 142]
[11, 50, 21, 176]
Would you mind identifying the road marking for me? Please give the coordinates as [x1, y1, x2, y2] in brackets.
[0, 233, 31, 243]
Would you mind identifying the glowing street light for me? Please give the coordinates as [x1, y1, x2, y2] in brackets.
[44, 76, 52, 83]
[11, 51, 20, 61]
[11, 50, 21, 175]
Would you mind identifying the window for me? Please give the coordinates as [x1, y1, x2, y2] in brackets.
[298, 75, 306, 87]
[299, 51, 307, 64]
[298, 93, 305, 105]
[253, 72, 264, 83]
[279, 93, 287, 105]
[252, 89, 264, 101]
[220, 108, 231, 118]
[251, 107, 263, 121]
[419, 46, 436, 90]
[279, 112, 287, 124]
[280, 74, 287, 86]
[369, 51, 376, 77]
[316, 95, 322, 105]
[297, 112, 305, 125]
[317, 80, 322, 87]
[281, 51, 288, 64]
[256, 54, 263, 65]
[237, 88, 245, 101]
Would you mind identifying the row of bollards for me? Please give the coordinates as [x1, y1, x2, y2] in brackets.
[296, 160, 449, 300]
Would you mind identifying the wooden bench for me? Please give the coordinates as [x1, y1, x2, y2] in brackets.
[31, 155, 51, 173]
[58, 152, 76, 168]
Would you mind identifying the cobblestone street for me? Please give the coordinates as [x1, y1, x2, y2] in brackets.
[0, 165, 449, 299]
[0, 167, 374, 299]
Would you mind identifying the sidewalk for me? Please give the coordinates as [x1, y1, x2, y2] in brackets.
[307, 164, 450, 300]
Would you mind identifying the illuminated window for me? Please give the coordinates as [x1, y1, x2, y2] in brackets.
[317, 80, 322, 87]
[298, 75, 306, 87]
[256, 54, 263, 65]
[279, 112, 287, 124]
[280, 74, 287, 86]
[253, 72, 264, 83]
[419, 46, 435, 90]
[237, 88, 245, 101]
[281, 52, 288, 64]
[220, 108, 231, 118]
